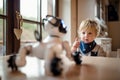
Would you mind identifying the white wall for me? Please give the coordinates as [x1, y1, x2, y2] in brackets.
[59, 0, 71, 44]
[78, 0, 96, 26]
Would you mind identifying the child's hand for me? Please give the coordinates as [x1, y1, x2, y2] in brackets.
[71, 37, 80, 52]
[73, 38, 80, 48]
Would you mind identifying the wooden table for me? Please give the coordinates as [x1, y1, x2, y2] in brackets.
[0, 56, 120, 80]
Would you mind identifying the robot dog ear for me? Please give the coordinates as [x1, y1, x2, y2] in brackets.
[59, 20, 67, 33]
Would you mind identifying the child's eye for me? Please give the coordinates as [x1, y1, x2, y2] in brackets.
[88, 32, 92, 35]
[82, 32, 85, 34]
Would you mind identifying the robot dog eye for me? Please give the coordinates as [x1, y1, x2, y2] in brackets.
[46, 15, 60, 27]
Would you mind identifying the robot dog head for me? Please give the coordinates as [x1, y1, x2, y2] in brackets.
[43, 15, 67, 37]
[34, 15, 67, 41]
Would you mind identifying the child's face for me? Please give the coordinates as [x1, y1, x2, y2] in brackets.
[79, 29, 96, 43]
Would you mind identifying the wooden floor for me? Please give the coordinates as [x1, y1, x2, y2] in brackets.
[0, 56, 120, 80]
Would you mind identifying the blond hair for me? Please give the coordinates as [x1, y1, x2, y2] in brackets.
[78, 19, 100, 37]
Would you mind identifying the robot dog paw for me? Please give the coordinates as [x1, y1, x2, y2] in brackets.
[72, 51, 82, 65]
[50, 57, 63, 76]
[7, 54, 18, 71]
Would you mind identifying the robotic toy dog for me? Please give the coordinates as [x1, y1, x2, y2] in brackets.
[7, 15, 82, 76]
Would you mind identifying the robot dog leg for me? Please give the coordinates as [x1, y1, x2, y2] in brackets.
[7, 45, 32, 71]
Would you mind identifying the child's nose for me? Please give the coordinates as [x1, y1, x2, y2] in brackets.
[84, 33, 88, 37]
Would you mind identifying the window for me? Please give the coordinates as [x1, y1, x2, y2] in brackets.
[0, 0, 57, 55]
[0, 0, 6, 55]
[20, 0, 56, 45]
